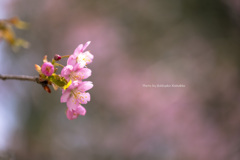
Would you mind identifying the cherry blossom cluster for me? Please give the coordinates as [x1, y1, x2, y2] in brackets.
[35, 41, 93, 120]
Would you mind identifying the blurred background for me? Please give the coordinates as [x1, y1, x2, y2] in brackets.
[0, 0, 240, 159]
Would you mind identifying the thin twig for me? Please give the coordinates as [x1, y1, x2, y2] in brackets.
[0, 74, 52, 93]
[0, 74, 40, 83]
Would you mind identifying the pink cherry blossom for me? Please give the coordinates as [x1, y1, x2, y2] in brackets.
[66, 105, 86, 120]
[60, 81, 93, 111]
[59, 41, 94, 120]
[41, 62, 54, 76]
[67, 41, 94, 68]
[61, 65, 91, 81]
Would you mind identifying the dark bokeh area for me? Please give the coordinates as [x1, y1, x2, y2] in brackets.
[1, 0, 240, 159]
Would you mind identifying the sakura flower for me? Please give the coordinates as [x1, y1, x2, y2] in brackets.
[41, 62, 54, 76]
[67, 41, 94, 68]
[66, 106, 86, 120]
[61, 65, 91, 81]
[60, 81, 93, 111]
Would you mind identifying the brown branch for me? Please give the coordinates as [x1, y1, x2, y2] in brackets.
[0, 74, 52, 93]
[0, 74, 40, 83]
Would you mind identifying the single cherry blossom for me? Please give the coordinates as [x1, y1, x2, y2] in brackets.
[67, 41, 94, 68]
[60, 81, 93, 111]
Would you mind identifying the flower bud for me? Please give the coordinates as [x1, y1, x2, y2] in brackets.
[34, 64, 41, 73]
[54, 54, 62, 61]
[43, 85, 51, 93]
[41, 62, 54, 76]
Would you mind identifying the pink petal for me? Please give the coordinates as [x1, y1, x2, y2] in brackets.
[67, 55, 77, 66]
[72, 68, 92, 80]
[76, 105, 86, 116]
[67, 96, 79, 111]
[71, 81, 81, 88]
[81, 41, 91, 52]
[81, 51, 93, 65]
[76, 54, 87, 68]
[60, 90, 70, 103]
[85, 51, 94, 60]
[73, 44, 83, 56]
[80, 68, 92, 79]
[78, 81, 93, 92]
[78, 60, 86, 68]
[61, 65, 73, 81]
[78, 92, 90, 104]
[66, 105, 86, 120]
[66, 109, 74, 120]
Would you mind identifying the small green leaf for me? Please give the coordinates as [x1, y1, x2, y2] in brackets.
[48, 74, 67, 87]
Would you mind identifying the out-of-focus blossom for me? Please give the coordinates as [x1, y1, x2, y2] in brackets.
[41, 62, 54, 76]
[0, 17, 29, 51]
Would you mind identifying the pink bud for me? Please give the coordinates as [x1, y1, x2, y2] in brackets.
[54, 54, 62, 61]
[41, 62, 54, 76]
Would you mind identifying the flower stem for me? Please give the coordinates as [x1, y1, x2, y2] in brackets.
[61, 55, 70, 58]
[54, 63, 65, 68]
